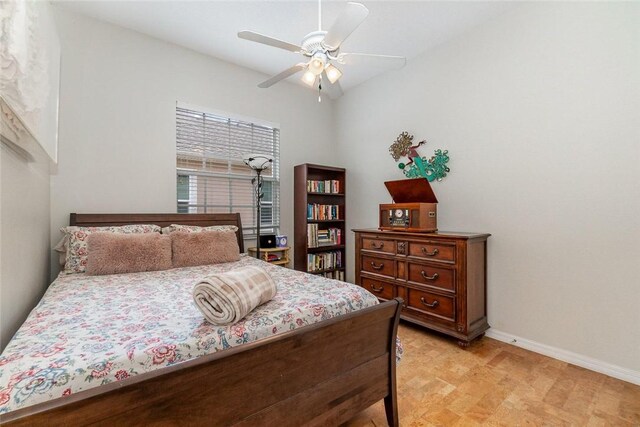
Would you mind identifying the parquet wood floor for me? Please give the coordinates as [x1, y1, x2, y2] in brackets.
[346, 322, 640, 426]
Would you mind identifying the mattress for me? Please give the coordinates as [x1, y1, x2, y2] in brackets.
[0, 255, 380, 413]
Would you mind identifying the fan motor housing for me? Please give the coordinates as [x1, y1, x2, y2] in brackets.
[302, 30, 334, 55]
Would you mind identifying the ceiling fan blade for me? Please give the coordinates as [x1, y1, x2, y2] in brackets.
[321, 70, 344, 99]
[258, 64, 307, 88]
[323, 2, 369, 51]
[238, 30, 302, 53]
[339, 53, 407, 69]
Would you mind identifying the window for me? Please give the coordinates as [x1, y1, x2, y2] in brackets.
[176, 105, 280, 239]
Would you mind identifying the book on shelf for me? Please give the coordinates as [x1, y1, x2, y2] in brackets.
[307, 203, 340, 221]
[307, 179, 341, 194]
[267, 254, 282, 262]
[306, 251, 342, 272]
[320, 270, 345, 281]
[307, 223, 317, 248]
[307, 224, 342, 248]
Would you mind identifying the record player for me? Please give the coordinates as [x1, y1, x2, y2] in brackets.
[379, 178, 438, 232]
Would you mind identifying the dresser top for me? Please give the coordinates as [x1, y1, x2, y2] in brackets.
[352, 228, 491, 240]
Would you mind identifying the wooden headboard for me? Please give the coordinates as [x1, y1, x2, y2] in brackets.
[70, 213, 245, 252]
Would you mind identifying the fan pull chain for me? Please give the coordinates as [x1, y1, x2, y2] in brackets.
[318, 75, 322, 103]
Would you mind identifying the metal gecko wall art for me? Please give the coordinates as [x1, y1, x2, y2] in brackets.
[388, 131, 450, 182]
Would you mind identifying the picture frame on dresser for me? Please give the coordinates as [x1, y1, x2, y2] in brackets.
[353, 228, 490, 347]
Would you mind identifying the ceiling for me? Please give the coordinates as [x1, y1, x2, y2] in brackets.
[55, 1, 514, 94]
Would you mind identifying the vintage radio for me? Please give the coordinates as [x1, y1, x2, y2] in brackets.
[379, 178, 438, 232]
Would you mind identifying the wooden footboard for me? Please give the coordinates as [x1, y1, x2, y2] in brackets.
[0, 298, 402, 426]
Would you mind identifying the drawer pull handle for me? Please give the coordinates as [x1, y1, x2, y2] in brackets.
[421, 247, 439, 257]
[420, 271, 439, 281]
[370, 284, 384, 293]
[370, 261, 384, 270]
[420, 297, 439, 308]
[371, 242, 384, 249]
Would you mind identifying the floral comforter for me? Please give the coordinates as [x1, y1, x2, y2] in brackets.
[0, 256, 389, 413]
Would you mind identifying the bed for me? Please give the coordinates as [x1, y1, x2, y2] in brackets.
[0, 213, 401, 426]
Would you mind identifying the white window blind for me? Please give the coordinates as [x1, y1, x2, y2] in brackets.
[176, 105, 280, 239]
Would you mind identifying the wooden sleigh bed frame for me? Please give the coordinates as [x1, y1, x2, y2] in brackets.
[0, 213, 402, 426]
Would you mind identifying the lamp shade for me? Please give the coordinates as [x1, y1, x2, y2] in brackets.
[243, 154, 273, 171]
[325, 64, 343, 84]
[301, 70, 317, 86]
[308, 53, 326, 76]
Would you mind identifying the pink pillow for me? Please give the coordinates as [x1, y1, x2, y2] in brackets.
[86, 233, 172, 276]
[60, 224, 162, 274]
[171, 230, 240, 268]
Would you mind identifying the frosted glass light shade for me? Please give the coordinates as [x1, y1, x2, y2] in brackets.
[308, 57, 325, 75]
[325, 64, 343, 84]
[301, 70, 316, 86]
[243, 154, 273, 171]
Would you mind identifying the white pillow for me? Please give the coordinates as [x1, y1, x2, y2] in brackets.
[161, 224, 238, 234]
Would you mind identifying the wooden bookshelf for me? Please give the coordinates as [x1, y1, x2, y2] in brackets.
[294, 164, 346, 281]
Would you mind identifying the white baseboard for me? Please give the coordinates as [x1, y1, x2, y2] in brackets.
[485, 329, 640, 386]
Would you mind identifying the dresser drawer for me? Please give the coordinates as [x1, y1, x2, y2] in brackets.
[408, 241, 455, 263]
[361, 236, 395, 255]
[408, 263, 455, 292]
[361, 255, 395, 278]
[406, 288, 455, 322]
[361, 277, 394, 300]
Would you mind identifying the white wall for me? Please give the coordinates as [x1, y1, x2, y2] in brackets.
[0, 143, 51, 351]
[50, 8, 336, 276]
[46, 2, 640, 377]
[335, 3, 640, 373]
[0, 1, 57, 351]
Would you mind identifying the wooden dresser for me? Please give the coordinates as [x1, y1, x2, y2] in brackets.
[353, 229, 490, 347]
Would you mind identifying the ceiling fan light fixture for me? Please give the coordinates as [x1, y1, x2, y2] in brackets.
[309, 58, 324, 75]
[325, 63, 343, 84]
[301, 70, 317, 86]
[309, 52, 327, 75]
[239, 1, 405, 99]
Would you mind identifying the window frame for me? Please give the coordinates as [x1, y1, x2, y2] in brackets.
[175, 102, 280, 239]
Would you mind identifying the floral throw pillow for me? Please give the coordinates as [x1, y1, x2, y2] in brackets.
[161, 224, 238, 234]
[61, 224, 161, 274]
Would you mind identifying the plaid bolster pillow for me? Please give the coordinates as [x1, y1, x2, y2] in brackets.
[193, 266, 277, 325]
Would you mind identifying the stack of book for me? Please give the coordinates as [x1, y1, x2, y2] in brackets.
[307, 204, 340, 220]
[307, 180, 341, 194]
[307, 251, 342, 272]
[321, 270, 345, 281]
[318, 227, 341, 246]
[307, 225, 342, 248]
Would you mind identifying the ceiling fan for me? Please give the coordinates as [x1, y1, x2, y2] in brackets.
[238, 0, 406, 101]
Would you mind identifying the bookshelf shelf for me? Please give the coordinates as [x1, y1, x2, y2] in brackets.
[294, 164, 347, 282]
[247, 247, 290, 268]
[307, 245, 345, 252]
[307, 192, 345, 197]
[309, 267, 346, 275]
